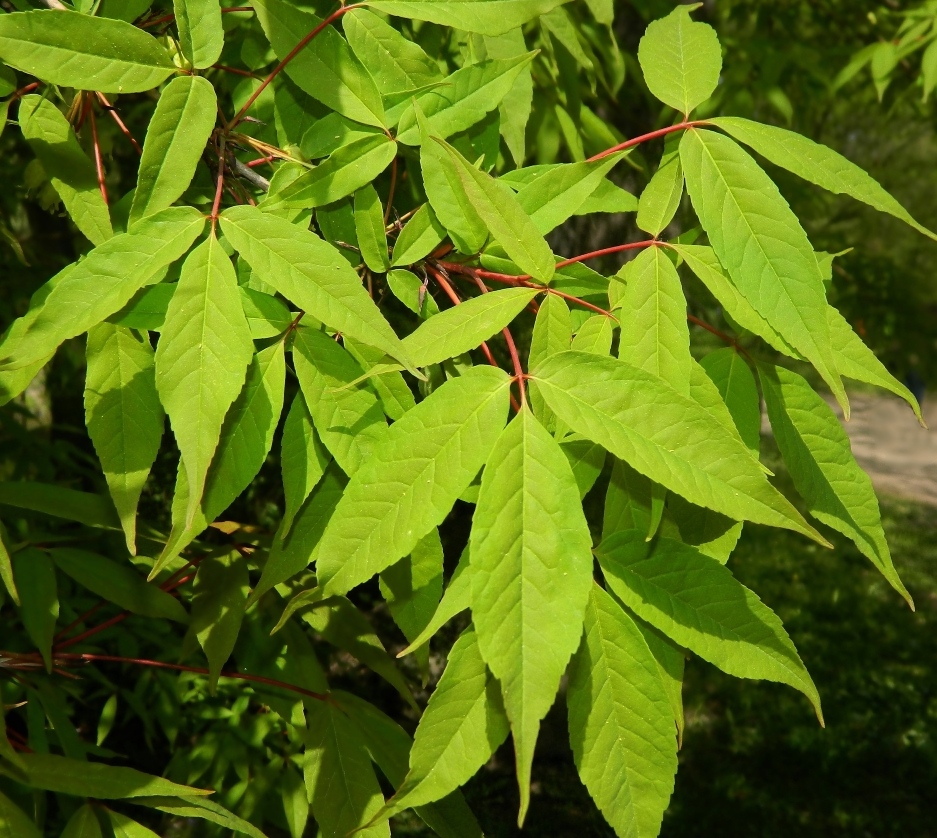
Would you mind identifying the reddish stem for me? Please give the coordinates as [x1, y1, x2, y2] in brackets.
[384, 157, 398, 225]
[51, 653, 328, 703]
[246, 155, 276, 168]
[213, 64, 257, 78]
[95, 93, 142, 155]
[229, 4, 365, 130]
[587, 121, 708, 162]
[555, 240, 658, 269]
[210, 135, 227, 225]
[10, 82, 40, 102]
[469, 273, 527, 405]
[89, 107, 108, 206]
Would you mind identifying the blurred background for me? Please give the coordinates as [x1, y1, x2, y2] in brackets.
[1, 1, 936, 836]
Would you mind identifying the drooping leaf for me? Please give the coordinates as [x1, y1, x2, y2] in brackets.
[302, 701, 390, 838]
[398, 546, 473, 658]
[433, 137, 555, 282]
[11, 548, 58, 671]
[632, 616, 686, 745]
[709, 116, 937, 242]
[567, 583, 678, 838]
[344, 8, 442, 94]
[470, 406, 593, 823]
[281, 393, 330, 537]
[483, 28, 533, 165]
[602, 458, 655, 542]
[597, 532, 823, 722]
[220, 206, 414, 368]
[354, 185, 391, 274]
[515, 153, 625, 234]
[616, 246, 691, 392]
[19, 95, 112, 246]
[0, 207, 205, 372]
[130, 797, 267, 838]
[191, 550, 250, 689]
[173, 0, 223, 69]
[0, 10, 175, 93]
[0, 791, 41, 838]
[403, 287, 539, 368]
[129, 76, 218, 225]
[527, 293, 570, 429]
[758, 361, 912, 607]
[636, 135, 683, 237]
[390, 204, 447, 267]
[316, 366, 511, 597]
[84, 323, 164, 554]
[262, 135, 397, 211]
[253, 0, 386, 128]
[561, 436, 607, 498]
[367, 0, 572, 37]
[680, 128, 847, 413]
[372, 627, 509, 825]
[49, 548, 187, 621]
[5, 753, 210, 798]
[699, 347, 760, 456]
[396, 55, 537, 144]
[637, 4, 721, 115]
[0, 482, 120, 530]
[292, 325, 387, 476]
[532, 351, 826, 543]
[155, 233, 253, 526]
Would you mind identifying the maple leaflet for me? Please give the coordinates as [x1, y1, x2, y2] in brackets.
[0, 2, 929, 837]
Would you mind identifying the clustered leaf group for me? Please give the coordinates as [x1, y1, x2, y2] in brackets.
[0, 2, 928, 837]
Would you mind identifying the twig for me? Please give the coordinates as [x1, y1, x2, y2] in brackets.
[89, 107, 108, 206]
[587, 121, 709, 162]
[229, 156, 271, 192]
[95, 93, 142, 155]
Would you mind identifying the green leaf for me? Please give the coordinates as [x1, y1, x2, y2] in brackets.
[577, 179, 639, 215]
[5, 753, 211, 799]
[0, 482, 120, 530]
[152, 342, 286, 576]
[302, 701, 390, 838]
[0, 791, 41, 838]
[483, 28, 533, 165]
[220, 206, 414, 368]
[129, 76, 218, 225]
[0, 10, 175, 93]
[0, 207, 205, 372]
[699, 348, 760, 456]
[344, 336, 417, 421]
[131, 797, 268, 838]
[0, 521, 18, 606]
[419, 116, 488, 254]
[597, 532, 823, 722]
[85, 323, 164, 554]
[367, 0, 572, 36]
[105, 811, 159, 838]
[396, 55, 537, 144]
[316, 366, 511, 597]
[155, 233, 253, 526]
[527, 293, 570, 429]
[515, 153, 625, 235]
[637, 4, 721, 115]
[11, 548, 57, 671]
[571, 314, 613, 356]
[191, 550, 250, 690]
[434, 138, 555, 282]
[292, 326, 387, 476]
[19, 95, 112, 246]
[758, 362, 912, 607]
[709, 116, 937, 242]
[303, 596, 417, 709]
[253, 0, 386, 128]
[354, 185, 391, 273]
[301, 111, 384, 160]
[616, 246, 691, 392]
[344, 8, 442, 94]
[532, 351, 827, 543]
[398, 546, 473, 658]
[173, 0, 223, 69]
[281, 393, 330, 537]
[262, 135, 397, 211]
[390, 205, 447, 267]
[637, 136, 684, 236]
[373, 628, 509, 824]
[632, 617, 686, 746]
[280, 763, 309, 838]
[403, 287, 538, 368]
[470, 406, 593, 823]
[251, 463, 345, 605]
[49, 548, 187, 621]
[567, 584, 677, 838]
[379, 528, 444, 681]
[60, 804, 103, 838]
[826, 305, 924, 425]
[561, 437, 606, 498]
[603, 458, 654, 541]
[680, 128, 847, 413]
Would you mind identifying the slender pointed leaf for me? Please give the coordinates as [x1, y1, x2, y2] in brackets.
[11, 548, 57, 671]
[281, 393, 330, 537]
[355, 185, 391, 274]
[367, 0, 572, 37]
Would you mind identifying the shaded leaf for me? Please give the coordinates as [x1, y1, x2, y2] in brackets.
[11, 548, 57, 670]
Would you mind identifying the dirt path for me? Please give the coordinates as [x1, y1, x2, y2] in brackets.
[837, 394, 937, 507]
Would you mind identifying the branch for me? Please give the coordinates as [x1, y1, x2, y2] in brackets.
[587, 120, 709, 162]
[229, 156, 271, 192]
